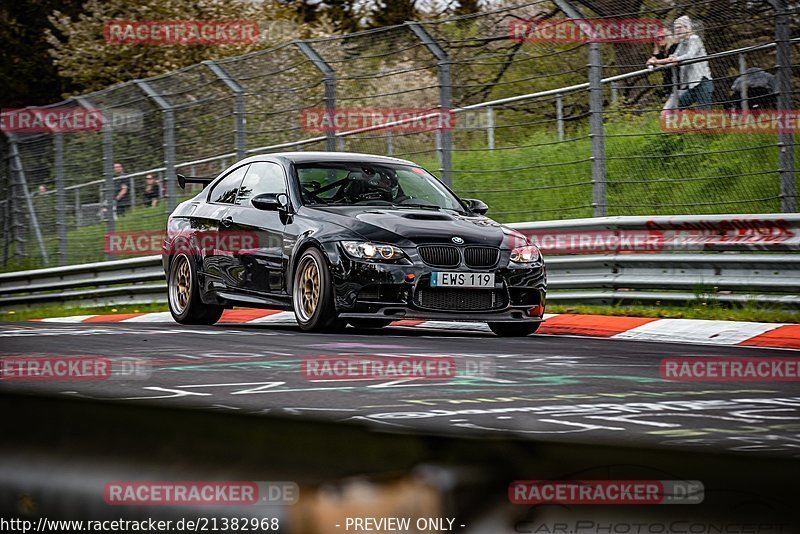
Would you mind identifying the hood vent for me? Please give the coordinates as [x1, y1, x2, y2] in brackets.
[397, 212, 453, 221]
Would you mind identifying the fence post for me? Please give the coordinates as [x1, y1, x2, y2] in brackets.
[386, 131, 394, 156]
[774, 0, 795, 212]
[295, 40, 336, 152]
[553, 0, 605, 216]
[204, 60, 246, 160]
[486, 106, 495, 150]
[738, 54, 749, 110]
[134, 80, 177, 214]
[74, 97, 115, 241]
[407, 22, 453, 188]
[53, 132, 67, 266]
[74, 188, 82, 227]
[588, 43, 606, 217]
[556, 94, 564, 142]
[2, 145, 23, 265]
[6, 134, 48, 265]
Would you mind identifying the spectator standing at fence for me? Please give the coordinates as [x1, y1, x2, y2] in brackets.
[114, 162, 133, 216]
[650, 16, 713, 110]
[647, 27, 678, 98]
[142, 174, 161, 208]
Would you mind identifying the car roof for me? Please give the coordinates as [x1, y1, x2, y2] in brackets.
[236, 151, 418, 167]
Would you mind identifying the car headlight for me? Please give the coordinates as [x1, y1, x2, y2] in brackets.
[341, 241, 406, 261]
[510, 244, 541, 263]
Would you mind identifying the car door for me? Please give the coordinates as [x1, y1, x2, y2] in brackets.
[226, 161, 289, 296]
[201, 164, 250, 289]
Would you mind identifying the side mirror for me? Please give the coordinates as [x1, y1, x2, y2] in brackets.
[463, 198, 489, 215]
[252, 193, 288, 212]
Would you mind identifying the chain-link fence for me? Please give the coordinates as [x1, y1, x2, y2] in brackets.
[2, 0, 798, 270]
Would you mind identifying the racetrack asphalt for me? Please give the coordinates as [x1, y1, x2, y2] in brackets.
[1, 320, 798, 458]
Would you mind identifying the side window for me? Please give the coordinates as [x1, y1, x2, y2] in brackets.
[209, 164, 249, 204]
[236, 162, 287, 206]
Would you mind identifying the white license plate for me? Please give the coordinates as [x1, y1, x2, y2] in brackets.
[431, 272, 495, 288]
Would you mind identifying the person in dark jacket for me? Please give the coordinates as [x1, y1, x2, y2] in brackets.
[647, 27, 678, 98]
[142, 174, 161, 207]
[728, 68, 777, 110]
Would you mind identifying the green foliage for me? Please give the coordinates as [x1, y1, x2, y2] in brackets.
[45, 0, 333, 95]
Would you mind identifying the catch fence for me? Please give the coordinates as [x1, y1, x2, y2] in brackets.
[1, 0, 798, 269]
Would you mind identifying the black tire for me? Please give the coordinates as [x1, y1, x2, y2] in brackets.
[292, 247, 344, 332]
[167, 253, 224, 325]
[348, 319, 392, 329]
[488, 322, 540, 337]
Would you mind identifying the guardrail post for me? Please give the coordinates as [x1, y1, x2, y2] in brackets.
[54, 132, 67, 266]
[6, 133, 48, 265]
[738, 54, 749, 110]
[204, 60, 246, 160]
[134, 80, 177, 214]
[774, 0, 795, 212]
[294, 40, 336, 152]
[407, 22, 453, 188]
[75, 97, 115, 239]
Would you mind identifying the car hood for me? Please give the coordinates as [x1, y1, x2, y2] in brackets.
[306, 206, 525, 248]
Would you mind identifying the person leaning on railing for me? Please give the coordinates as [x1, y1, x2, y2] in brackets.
[648, 16, 714, 110]
[647, 27, 678, 99]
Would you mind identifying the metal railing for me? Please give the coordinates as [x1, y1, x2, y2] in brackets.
[2, 0, 798, 271]
[2, 214, 798, 311]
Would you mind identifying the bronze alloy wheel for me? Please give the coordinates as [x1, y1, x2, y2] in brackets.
[294, 254, 321, 322]
[169, 255, 192, 314]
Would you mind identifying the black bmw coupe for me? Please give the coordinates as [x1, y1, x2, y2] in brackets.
[163, 152, 546, 336]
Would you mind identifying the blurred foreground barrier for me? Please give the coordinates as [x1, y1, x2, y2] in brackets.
[1, 392, 798, 531]
[1, 214, 799, 310]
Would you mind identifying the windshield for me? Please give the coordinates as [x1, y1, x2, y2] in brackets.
[295, 162, 466, 213]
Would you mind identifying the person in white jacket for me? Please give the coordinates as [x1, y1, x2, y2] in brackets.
[649, 16, 714, 110]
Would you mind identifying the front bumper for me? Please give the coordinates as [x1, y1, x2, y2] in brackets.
[326, 244, 547, 323]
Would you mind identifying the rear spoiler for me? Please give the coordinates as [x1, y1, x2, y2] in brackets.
[177, 173, 213, 190]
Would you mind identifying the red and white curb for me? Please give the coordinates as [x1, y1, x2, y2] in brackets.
[33, 310, 800, 350]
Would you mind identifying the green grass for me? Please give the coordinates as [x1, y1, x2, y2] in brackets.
[3, 300, 796, 323]
[0, 303, 168, 323]
[447, 114, 799, 222]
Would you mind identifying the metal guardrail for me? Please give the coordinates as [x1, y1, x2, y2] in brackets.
[1, 214, 799, 310]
